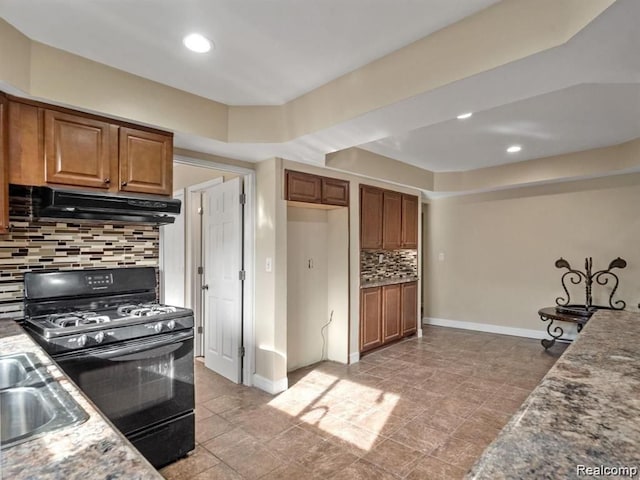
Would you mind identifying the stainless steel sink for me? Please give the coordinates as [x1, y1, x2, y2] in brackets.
[0, 353, 42, 390]
[0, 353, 88, 448]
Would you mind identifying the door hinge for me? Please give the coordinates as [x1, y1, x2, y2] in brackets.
[197, 207, 203, 215]
[197, 326, 203, 334]
[197, 266, 203, 275]
[239, 193, 246, 205]
[238, 346, 245, 357]
[239, 270, 246, 281]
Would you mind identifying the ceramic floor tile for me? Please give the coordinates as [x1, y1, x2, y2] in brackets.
[406, 455, 467, 480]
[362, 438, 424, 477]
[159, 446, 220, 480]
[161, 326, 563, 480]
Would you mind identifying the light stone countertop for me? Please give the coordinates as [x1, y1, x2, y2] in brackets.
[0, 320, 163, 480]
[466, 309, 640, 479]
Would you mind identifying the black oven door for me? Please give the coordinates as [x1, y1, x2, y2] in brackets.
[54, 330, 194, 436]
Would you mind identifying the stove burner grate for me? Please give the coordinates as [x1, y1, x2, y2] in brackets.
[49, 312, 111, 328]
[117, 304, 178, 317]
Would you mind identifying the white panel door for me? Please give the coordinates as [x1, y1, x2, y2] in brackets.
[203, 177, 243, 383]
[160, 190, 185, 306]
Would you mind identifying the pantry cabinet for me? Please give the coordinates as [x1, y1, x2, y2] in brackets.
[6, 95, 173, 196]
[360, 281, 418, 353]
[0, 93, 8, 233]
[360, 184, 418, 250]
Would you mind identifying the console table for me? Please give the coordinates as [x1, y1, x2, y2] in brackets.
[538, 307, 590, 349]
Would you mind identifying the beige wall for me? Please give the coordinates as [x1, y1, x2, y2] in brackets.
[286, 207, 329, 371]
[424, 173, 640, 333]
[172, 163, 235, 191]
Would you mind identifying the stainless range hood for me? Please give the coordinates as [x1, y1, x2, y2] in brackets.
[17, 185, 181, 225]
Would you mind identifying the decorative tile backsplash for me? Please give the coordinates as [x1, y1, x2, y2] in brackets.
[360, 249, 418, 282]
[0, 196, 159, 320]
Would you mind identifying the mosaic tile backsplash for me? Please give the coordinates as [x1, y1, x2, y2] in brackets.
[360, 249, 418, 282]
[0, 202, 159, 320]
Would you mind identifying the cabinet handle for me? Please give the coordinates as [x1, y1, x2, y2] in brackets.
[104, 178, 110, 184]
[121, 182, 128, 187]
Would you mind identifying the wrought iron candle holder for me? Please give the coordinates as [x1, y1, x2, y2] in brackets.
[554, 256, 627, 315]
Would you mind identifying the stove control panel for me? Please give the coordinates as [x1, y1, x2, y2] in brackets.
[85, 273, 114, 290]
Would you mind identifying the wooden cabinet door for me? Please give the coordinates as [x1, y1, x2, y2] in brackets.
[286, 170, 322, 203]
[44, 110, 117, 189]
[360, 186, 383, 249]
[360, 287, 382, 352]
[401, 281, 418, 336]
[119, 127, 172, 195]
[401, 194, 419, 248]
[382, 284, 402, 343]
[321, 177, 349, 206]
[0, 94, 8, 233]
[383, 191, 402, 249]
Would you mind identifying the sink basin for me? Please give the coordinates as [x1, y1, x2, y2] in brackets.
[0, 353, 43, 390]
[0, 353, 89, 449]
[1, 388, 55, 442]
[0, 359, 28, 389]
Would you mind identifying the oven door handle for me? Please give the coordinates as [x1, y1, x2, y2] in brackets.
[63, 330, 194, 361]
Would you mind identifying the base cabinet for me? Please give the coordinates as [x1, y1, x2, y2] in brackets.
[360, 281, 418, 353]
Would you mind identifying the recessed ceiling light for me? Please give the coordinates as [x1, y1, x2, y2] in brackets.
[506, 145, 522, 153]
[183, 33, 212, 53]
[456, 112, 473, 120]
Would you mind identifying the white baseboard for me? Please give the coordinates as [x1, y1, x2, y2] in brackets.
[253, 374, 288, 395]
[417, 328, 423, 338]
[423, 316, 578, 341]
[349, 352, 360, 364]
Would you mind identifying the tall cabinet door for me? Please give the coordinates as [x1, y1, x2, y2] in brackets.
[401, 194, 419, 248]
[401, 281, 418, 336]
[44, 110, 117, 189]
[360, 186, 383, 249]
[0, 94, 8, 233]
[383, 191, 402, 249]
[382, 284, 401, 343]
[119, 127, 173, 195]
[360, 287, 382, 352]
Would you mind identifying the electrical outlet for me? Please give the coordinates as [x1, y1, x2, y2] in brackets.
[378, 254, 384, 264]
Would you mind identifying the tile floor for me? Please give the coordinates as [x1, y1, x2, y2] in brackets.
[160, 326, 566, 480]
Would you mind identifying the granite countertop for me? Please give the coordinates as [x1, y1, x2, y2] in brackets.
[360, 276, 419, 288]
[0, 321, 163, 480]
[467, 309, 640, 479]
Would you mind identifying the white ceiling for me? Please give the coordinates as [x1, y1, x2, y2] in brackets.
[1, 0, 638, 179]
[0, 0, 499, 105]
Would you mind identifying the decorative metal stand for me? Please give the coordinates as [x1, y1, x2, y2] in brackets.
[539, 256, 627, 349]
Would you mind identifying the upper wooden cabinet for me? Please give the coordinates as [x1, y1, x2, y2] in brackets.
[401, 194, 419, 248]
[6, 95, 173, 197]
[321, 177, 349, 206]
[360, 186, 384, 249]
[119, 127, 172, 195]
[286, 170, 322, 203]
[361, 185, 419, 250]
[383, 191, 402, 249]
[44, 110, 117, 189]
[0, 94, 9, 234]
[285, 170, 349, 206]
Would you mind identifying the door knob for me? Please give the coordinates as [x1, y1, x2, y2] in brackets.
[201, 284, 209, 290]
[121, 181, 128, 187]
[104, 178, 111, 184]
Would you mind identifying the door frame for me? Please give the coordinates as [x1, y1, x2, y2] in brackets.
[174, 155, 256, 388]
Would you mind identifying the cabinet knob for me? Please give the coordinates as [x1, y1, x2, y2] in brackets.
[104, 178, 110, 184]
[121, 181, 128, 187]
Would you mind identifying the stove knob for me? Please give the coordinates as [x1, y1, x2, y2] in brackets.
[154, 322, 163, 333]
[94, 332, 105, 344]
[77, 334, 88, 348]
[166, 320, 176, 331]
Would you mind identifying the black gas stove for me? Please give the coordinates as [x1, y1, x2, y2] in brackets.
[22, 266, 195, 468]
